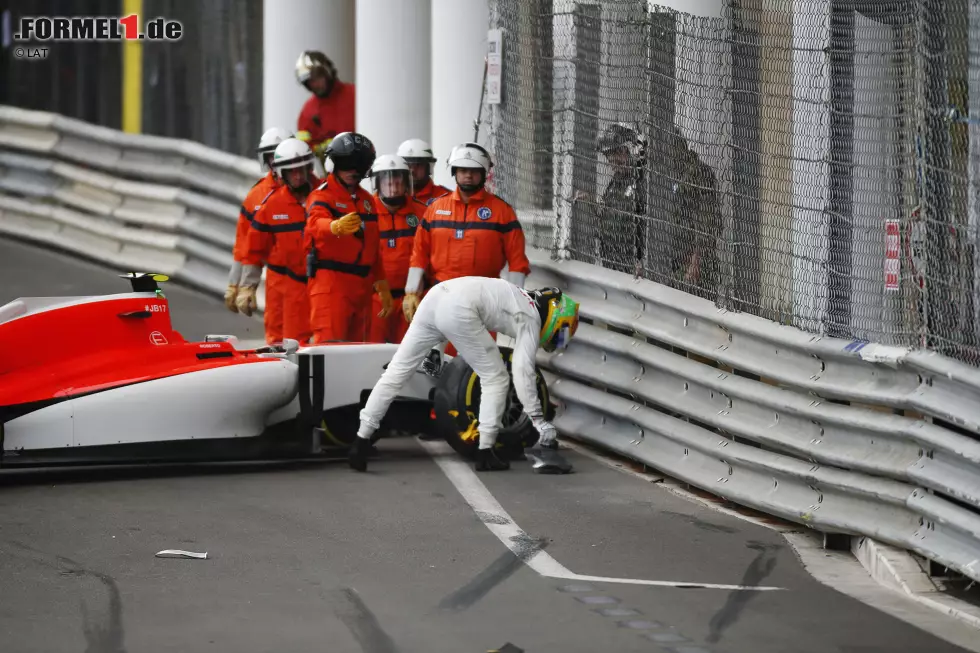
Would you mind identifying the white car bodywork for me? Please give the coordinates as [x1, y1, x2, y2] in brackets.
[3, 359, 298, 451]
[265, 343, 439, 427]
[3, 341, 438, 455]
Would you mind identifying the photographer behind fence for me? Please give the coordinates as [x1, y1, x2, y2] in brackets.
[655, 126, 721, 301]
[572, 123, 647, 278]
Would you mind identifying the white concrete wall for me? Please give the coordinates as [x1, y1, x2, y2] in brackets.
[262, 0, 355, 136]
[851, 11, 902, 342]
[552, 0, 576, 257]
[650, 0, 726, 166]
[430, 0, 490, 189]
[355, 0, 432, 158]
[791, 0, 831, 333]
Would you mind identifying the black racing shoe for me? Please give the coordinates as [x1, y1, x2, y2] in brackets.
[348, 437, 372, 472]
[475, 447, 510, 472]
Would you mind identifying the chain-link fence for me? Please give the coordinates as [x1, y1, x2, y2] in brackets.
[1, 0, 263, 157]
[483, 0, 980, 367]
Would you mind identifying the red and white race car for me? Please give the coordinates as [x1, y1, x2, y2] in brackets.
[0, 273, 550, 468]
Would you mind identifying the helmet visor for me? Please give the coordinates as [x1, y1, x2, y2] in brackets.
[375, 169, 411, 200]
[558, 324, 573, 348]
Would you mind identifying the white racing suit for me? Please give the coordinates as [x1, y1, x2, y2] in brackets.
[357, 276, 555, 449]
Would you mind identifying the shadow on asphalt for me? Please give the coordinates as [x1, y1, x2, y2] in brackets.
[0, 458, 345, 487]
[0, 437, 455, 487]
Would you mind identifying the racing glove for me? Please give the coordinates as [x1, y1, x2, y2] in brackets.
[402, 293, 421, 323]
[235, 286, 258, 316]
[224, 284, 239, 313]
[375, 279, 394, 318]
[532, 418, 558, 447]
[330, 212, 363, 236]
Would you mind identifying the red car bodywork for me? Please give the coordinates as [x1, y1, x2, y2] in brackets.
[0, 290, 275, 421]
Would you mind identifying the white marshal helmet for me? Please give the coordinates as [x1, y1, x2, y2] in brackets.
[370, 154, 413, 200]
[396, 138, 437, 164]
[271, 138, 315, 176]
[448, 142, 493, 173]
[256, 127, 293, 170]
[371, 154, 411, 175]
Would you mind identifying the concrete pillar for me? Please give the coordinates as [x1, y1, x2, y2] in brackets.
[790, 0, 831, 333]
[355, 0, 431, 158]
[262, 0, 355, 136]
[430, 0, 490, 189]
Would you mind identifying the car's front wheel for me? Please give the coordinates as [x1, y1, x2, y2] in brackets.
[431, 346, 551, 460]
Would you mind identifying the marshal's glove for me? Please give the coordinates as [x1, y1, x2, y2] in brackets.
[330, 212, 362, 236]
[224, 284, 239, 313]
[375, 280, 394, 318]
[235, 286, 258, 316]
[312, 139, 333, 161]
[402, 293, 421, 323]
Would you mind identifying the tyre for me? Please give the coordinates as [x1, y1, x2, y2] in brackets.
[319, 405, 382, 448]
[432, 346, 551, 461]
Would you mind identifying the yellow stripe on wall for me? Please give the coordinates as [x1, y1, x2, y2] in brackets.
[122, 0, 143, 134]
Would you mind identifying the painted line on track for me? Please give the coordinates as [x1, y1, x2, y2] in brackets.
[418, 438, 784, 592]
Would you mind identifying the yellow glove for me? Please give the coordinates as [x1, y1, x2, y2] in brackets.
[402, 293, 421, 323]
[313, 139, 332, 160]
[296, 130, 312, 142]
[330, 212, 363, 236]
[224, 284, 239, 313]
[235, 285, 258, 317]
[375, 280, 394, 318]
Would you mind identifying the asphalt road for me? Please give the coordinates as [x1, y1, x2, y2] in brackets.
[0, 236, 976, 653]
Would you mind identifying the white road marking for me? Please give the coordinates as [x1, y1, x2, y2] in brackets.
[418, 438, 784, 592]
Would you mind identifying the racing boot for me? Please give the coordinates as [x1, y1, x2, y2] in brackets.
[524, 440, 573, 475]
[349, 436, 372, 472]
[475, 447, 510, 472]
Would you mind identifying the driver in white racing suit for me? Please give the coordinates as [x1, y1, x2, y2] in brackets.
[349, 276, 580, 473]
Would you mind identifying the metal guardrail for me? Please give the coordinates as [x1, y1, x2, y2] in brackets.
[0, 105, 265, 302]
[3, 106, 980, 584]
[528, 254, 980, 582]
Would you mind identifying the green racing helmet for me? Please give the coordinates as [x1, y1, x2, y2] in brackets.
[530, 287, 580, 352]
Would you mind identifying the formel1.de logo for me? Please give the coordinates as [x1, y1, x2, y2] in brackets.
[14, 14, 183, 42]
